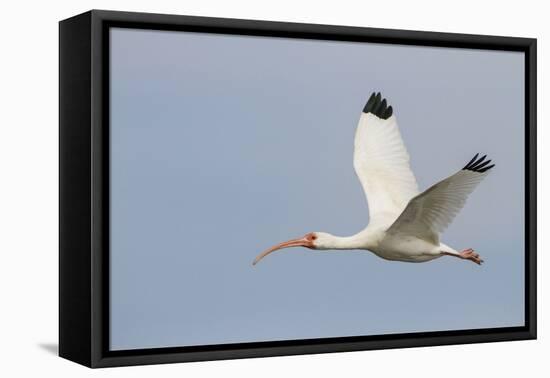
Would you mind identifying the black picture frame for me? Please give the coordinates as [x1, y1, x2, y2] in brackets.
[59, 9, 537, 368]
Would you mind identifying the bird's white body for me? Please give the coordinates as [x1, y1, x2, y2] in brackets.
[253, 92, 493, 266]
[370, 230, 442, 262]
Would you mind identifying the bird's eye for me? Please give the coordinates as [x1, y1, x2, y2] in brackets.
[311, 235, 317, 240]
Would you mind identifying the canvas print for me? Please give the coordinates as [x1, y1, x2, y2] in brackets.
[109, 27, 525, 351]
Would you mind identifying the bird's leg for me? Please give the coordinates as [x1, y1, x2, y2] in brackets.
[441, 249, 484, 265]
[459, 248, 484, 265]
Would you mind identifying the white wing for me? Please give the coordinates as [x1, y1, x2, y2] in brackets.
[387, 154, 495, 245]
[354, 93, 419, 226]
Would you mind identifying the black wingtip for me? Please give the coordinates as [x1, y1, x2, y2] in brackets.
[362, 92, 393, 120]
[463, 154, 496, 173]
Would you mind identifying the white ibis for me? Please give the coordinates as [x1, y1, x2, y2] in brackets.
[253, 92, 494, 266]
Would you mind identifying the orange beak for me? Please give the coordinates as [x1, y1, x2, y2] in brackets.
[252, 236, 314, 266]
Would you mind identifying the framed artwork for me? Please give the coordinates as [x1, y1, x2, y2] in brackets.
[59, 10, 536, 368]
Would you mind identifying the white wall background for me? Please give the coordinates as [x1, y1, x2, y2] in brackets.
[0, 0, 546, 376]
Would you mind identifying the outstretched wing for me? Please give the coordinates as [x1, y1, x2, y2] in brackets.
[354, 92, 419, 226]
[387, 154, 495, 244]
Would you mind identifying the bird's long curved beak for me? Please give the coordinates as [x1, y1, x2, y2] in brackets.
[252, 236, 313, 266]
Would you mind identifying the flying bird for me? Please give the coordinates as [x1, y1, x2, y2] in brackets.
[253, 92, 495, 266]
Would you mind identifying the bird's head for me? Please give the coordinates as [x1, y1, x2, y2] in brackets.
[252, 232, 334, 266]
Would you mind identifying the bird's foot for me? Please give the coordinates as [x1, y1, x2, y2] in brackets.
[459, 248, 484, 265]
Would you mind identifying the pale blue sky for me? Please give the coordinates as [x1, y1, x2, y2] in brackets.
[109, 27, 525, 351]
